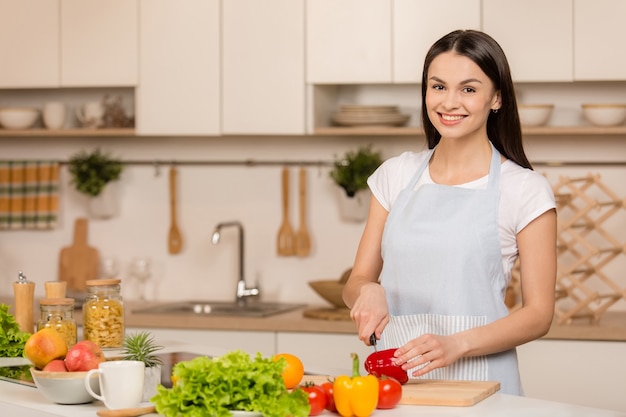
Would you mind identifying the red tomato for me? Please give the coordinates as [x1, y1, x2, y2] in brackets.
[377, 376, 402, 409]
[302, 383, 327, 416]
[320, 381, 337, 412]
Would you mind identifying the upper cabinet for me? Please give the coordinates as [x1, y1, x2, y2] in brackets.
[306, 0, 392, 83]
[0, 0, 137, 89]
[136, 0, 220, 136]
[482, 0, 573, 82]
[0, 0, 60, 88]
[393, 0, 480, 83]
[574, 0, 626, 81]
[306, 0, 481, 84]
[222, 0, 305, 135]
[61, 0, 138, 87]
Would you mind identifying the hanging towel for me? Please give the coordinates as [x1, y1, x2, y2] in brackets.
[0, 161, 60, 230]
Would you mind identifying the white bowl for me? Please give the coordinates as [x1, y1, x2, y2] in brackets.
[581, 104, 626, 127]
[30, 368, 100, 405]
[0, 107, 39, 129]
[518, 104, 554, 127]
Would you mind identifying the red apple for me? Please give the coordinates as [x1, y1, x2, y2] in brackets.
[42, 359, 68, 372]
[65, 340, 105, 372]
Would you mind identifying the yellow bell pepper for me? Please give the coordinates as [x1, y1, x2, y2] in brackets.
[333, 353, 379, 417]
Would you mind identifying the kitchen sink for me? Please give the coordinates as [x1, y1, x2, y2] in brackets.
[133, 300, 305, 318]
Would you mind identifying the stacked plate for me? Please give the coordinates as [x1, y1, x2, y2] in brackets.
[332, 104, 410, 127]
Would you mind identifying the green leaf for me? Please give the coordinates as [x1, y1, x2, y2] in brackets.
[0, 304, 31, 358]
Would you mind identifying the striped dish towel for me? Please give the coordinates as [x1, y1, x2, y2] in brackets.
[0, 161, 60, 230]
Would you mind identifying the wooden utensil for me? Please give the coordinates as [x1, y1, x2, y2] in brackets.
[96, 405, 156, 417]
[276, 167, 295, 256]
[303, 375, 500, 406]
[168, 165, 183, 254]
[58, 217, 99, 292]
[295, 167, 311, 257]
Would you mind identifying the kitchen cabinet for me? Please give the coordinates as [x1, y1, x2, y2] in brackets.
[306, 0, 392, 83]
[306, 0, 481, 84]
[0, 0, 137, 89]
[574, 0, 626, 81]
[276, 332, 372, 374]
[393, 0, 480, 83]
[0, 0, 60, 88]
[61, 0, 138, 87]
[482, 0, 573, 82]
[127, 327, 275, 357]
[222, 0, 305, 135]
[136, 0, 220, 136]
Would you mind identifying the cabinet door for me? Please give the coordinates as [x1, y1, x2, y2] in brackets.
[136, 0, 220, 136]
[0, 0, 59, 88]
[222, 0, 305, 134]
[394, 0, 480, 83]
[277, 332, 372, 375]
[574, 0, 626, 81]
[306, 0, 392, 83]
[482, 0, 573, 82]
[61, 0, 138, 87]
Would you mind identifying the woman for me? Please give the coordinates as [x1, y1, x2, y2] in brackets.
[342, 30, 557, 395]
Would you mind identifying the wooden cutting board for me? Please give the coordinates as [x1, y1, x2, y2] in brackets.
[303, 375, 500, 407]
[58, 217, 99, 292]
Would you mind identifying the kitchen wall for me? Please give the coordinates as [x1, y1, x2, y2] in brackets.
[1, 129, 626, 315]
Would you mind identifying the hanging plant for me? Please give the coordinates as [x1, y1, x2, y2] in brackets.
[330, 145, 383, 197]
[68, 148, 123, 197]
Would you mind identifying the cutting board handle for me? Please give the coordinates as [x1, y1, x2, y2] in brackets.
[73, 217, 89, 247]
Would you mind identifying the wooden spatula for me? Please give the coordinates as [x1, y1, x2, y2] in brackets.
[295, 167, 311, 257]
[168, 165, 183, 254]
[276, 167, 295, 256]
[96, 405, 156, 417]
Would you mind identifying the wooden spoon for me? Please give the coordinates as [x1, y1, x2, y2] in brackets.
[168, 165, 183, 254]
[295, 167, 311, 257]
[276, 167, 295, 256]
[96, 405, 156, 417]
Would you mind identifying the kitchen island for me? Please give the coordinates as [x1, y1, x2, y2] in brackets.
[0, 341, 623, 417]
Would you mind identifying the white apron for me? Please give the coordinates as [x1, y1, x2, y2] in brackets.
[379, 142, 522, 395]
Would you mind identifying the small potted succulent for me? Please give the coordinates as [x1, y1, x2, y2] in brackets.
[329, 145, 383, 222]
[121, 331, 163, 402]
[68, 148, 123, 219]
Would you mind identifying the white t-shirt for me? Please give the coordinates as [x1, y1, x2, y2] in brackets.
[368, 150, 556, 283]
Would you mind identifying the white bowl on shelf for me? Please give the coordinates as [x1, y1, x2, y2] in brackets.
[30, 368, 100, 405]
[518, 104, 554, 127]
[581, 104, 626, 127]
[0, 107, 39, 130]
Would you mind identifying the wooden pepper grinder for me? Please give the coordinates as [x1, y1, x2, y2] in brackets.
[13, 271, 35, 333]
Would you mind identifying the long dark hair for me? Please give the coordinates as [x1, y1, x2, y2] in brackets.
[421, 30, 531, 169]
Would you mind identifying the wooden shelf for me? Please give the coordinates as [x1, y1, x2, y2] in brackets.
[1, 126, 626, 138]
[314, 125, 626, 136]
[0, 128, 135, 137]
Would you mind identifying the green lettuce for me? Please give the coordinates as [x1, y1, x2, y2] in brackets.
[0, 304, 31, 358]
[152, 350, 310, 417]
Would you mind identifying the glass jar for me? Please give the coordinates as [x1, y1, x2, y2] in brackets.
[37, 298, 77, 348]
[83, 279, 125, 349]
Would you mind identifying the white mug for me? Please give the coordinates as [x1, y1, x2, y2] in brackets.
[43, 102, 66, 129]
[76, 101, 104, 128]
[85, 360, 144, 410]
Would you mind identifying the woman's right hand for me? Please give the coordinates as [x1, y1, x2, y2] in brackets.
[349, 282, 390, 345]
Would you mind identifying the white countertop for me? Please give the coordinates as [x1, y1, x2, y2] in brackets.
[1, 342, 623, 417]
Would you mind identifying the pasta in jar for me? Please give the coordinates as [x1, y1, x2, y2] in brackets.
[83, 279, 125, 349]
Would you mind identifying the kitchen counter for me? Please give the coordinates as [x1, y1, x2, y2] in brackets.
[0, 341, 623, 417]
[2, 297, 626, 341]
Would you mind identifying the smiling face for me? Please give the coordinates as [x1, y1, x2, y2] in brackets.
[425, 51, 501, 143]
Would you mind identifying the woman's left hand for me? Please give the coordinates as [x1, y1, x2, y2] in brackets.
[392, 333, 465, 377]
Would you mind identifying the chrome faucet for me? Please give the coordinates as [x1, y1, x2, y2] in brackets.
[211, 221, 260, 302]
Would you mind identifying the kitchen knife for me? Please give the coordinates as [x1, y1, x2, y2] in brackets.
[370, 333, 378, 353]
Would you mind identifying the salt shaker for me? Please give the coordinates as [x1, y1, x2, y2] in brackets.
[13, 271, 35, 333]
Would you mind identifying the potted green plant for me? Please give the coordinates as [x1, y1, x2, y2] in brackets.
[68, 148, 123, 219]
[329, 145, 382, 222]
[121, 331, 163, 402]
